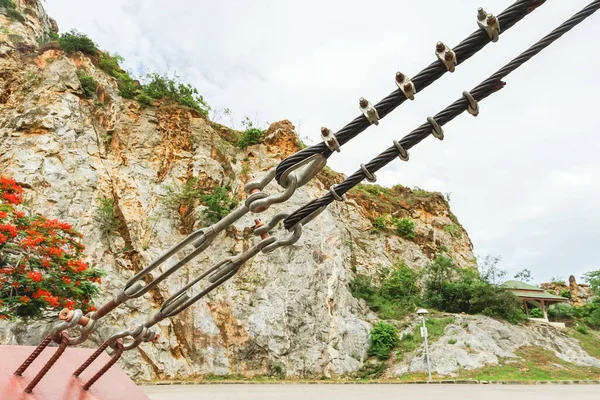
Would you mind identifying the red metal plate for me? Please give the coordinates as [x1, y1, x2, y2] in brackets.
[0, 345, 149, 400]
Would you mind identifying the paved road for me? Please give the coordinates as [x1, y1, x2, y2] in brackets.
[142, 384, 599, 400]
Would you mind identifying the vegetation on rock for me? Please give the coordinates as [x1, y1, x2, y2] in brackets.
[0, 177, 103, 320]
[368, 321, 399, 360]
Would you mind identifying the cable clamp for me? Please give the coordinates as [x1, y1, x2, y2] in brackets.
[462, 91, 479, 116]
[359, 97, 380, 125]
[477, 8, 500, 42]
[360, 164, 377, 182]
[330, 184, 346, 202]
[427, 117, 444, 141]
[435, 42, 456, 72]
[320, 127, 340, 152]
[393, 140, 409, 161]
[395, 72, 416, 100]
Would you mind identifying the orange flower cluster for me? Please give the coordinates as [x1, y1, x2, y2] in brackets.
[0, 176, 103, 320]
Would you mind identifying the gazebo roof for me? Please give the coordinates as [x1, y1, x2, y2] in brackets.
[502, 280, 568, 302]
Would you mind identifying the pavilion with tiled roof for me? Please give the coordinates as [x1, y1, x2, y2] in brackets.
[503, 280, 569, 321]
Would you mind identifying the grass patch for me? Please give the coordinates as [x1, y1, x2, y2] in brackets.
[354, 362, 387, 379]
[568, 329, 600, 359]
[397, 317, 455, 358]
[460, 346, 600, 381]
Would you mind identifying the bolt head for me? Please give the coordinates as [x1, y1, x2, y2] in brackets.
[395, 72, 405, 83]
[487, 14, 497, 25]
[321, 127, 329, 135]
[436, 41, 445, 52]
[403, 83, 413, 93]
[477, 8, 487, 20]
[444, 51, 454, 61]
[359, 98, 368, 108]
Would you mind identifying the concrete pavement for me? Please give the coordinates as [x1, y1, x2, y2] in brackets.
[142, 384, 600, 400]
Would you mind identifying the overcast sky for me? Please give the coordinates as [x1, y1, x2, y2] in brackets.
[44, 0, 600, 284]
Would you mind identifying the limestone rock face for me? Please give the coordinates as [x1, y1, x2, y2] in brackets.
[0, 1, 476, 380]
[392, 314, 600, 377]
[6, 0, 592, 383]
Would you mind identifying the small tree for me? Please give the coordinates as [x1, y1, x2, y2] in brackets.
[0, 177, 103, 320]
[514, 268, 533, 283]
[478, 254, 506, 285]
[583, 270, 600, 296]
[58, 30, 97, 55]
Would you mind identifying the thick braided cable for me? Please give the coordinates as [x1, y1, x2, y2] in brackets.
[274, 0, 546, 184]
[284, 0, 600, 230]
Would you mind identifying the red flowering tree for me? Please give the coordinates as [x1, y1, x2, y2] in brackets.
[0, 177, 103, 320]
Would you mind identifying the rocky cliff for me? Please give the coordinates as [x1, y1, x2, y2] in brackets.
[0, 0, 596, 381]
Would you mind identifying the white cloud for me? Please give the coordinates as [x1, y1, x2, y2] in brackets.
[43, 0, 600, 282]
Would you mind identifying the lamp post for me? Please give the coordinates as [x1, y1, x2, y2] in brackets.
[416, 308, 432, 382]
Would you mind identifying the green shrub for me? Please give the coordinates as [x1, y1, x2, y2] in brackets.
[354, 362, 387, 379]
[423, 255, 526, 324]
[368, 321, 398, 360]
[97, 52, 137, 99]
[58, 30, 97, 55]
[548, 303, 575, 319]
[77, 71, 97, 98]
[448, 338, 457, 345]
[118, 79, 137, 99]
[560, 289, 572, 299]
[199, 186, 238, 224]
[140, 72, 210, 114]
[95, 196, 118, 238]
[48, 31, 59, 41]
[136, 93, 154, 107]
[587, 307, 600, 328]
[575, 324, 589, 335]
[392, 217, 415, 240]
[237, 128, 262, 149]
[444, 223, 460, 239]
[372, 215, 387, 231]
[164, 178, 202, 211]
[350, 261, 419, 320]
[6, 7, 24, 22]
[530, 308, 543, 318]
[0, 0, 16, 8]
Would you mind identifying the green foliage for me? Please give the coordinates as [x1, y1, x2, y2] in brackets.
[550, 276, 567, 286]
[237, 128, 262, 149]
[372, 215, 387, 231]
[530, 308, 543, 318]
[350, 261, 419, 320]
[575, 324, 589, 335]
[6, 7, 24, 22]
[136, 93, 154, 107]
[478, 254, 506, 285]
[368, 321, 398, 360]
[354, 362, 387, 379]
[270, 363, 285, 378]
[140, 72, 210, 114]
[444, 223, 460, 239]
[584, 270, 600, 296]
[48, 31, 59, 41]
[514, 268, 533, 283]
[164, 178, 202, 210]
[77, 71, 97, 98]
[199, 186, 238, 224]
[560, 289, 571, 299]
[0, 0, 16, 8]
[548, 300, 600, 328]
[58, 30, 97, 55]
[391, 217, 415, 240]
[95, 196, 118, 238]
[97, 52, 138, 99]
[356, 184, 391, 197]
[448, 338, 457, 345]
[423, 255, 526, 324]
